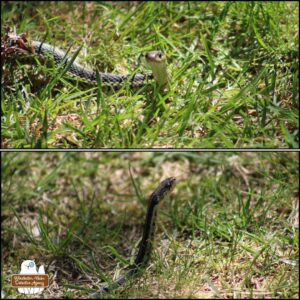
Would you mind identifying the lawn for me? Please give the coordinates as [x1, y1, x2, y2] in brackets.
[1, 1, 299, 148]
[1, 152, 298, 298]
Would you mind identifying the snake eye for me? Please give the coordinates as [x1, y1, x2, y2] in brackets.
[158, 52, 162, 58]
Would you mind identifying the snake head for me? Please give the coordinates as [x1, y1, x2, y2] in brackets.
[150, 177, 176, 205]
[145, 51, 166, 63]
[162, 177, 176, 191]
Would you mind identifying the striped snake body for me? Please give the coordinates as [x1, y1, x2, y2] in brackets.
[2, 31, 169, 88]
[89, 177, 176, 298]
[32, 41, 158, 87]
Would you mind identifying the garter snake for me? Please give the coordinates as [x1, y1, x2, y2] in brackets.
[89, 177, 176, 298]
[2, 30, 169, 88]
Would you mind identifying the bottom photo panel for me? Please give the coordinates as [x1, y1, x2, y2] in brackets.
[1, 152, 298, 299]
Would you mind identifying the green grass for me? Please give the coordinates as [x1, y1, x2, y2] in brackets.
[1, 152, 299, 298]
[1, 2, 298, 148]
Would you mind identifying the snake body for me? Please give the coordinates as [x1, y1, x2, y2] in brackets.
[89, 177, 176, 298]
[2, 30, 169, 87]
[32, 41, 158, 87]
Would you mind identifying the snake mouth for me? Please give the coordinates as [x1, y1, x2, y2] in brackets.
[145, 51, 166, 63]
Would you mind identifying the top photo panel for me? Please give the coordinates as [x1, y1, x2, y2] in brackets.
[1, 1, 298, 149]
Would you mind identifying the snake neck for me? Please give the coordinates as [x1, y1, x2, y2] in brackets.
[134, 198, 158, 266]
[149, 61, 169, 88]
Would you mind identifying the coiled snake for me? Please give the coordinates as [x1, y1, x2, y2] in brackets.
[89, 177, 176, 298]
[2, 30, 169, 88]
